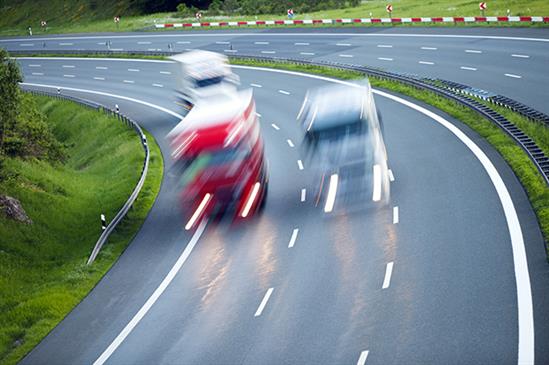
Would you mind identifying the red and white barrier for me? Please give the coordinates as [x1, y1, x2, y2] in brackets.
[155, 16, 549, 28]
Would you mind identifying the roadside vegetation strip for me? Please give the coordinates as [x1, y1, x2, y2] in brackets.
[0, 95, 163, 365]
[229, 58, 549, 257]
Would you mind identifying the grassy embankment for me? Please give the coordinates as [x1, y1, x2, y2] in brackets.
[230, 57, 549, 257]
[1, 0, 548, 36]
[0, 95, 163, 365]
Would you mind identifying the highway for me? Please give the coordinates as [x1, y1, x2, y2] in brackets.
[2, 26, 548, 364]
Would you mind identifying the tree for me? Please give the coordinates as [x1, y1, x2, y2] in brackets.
[0, 49, 22, 154]
[222, 0, 240, 14]
[208, 0, 222, 15]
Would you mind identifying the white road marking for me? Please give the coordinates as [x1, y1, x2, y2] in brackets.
[152, 83, 164, 87]
[93, 77, 105, 80]
[357, 350, 369, 365]
[96, 42, 105, 45]
[160, 71, 171, 74]
[505, 73, 522, 79]
[93, 220, 207, 365]
[271, 123, 280, 130]
[301, 188, 306, 202]
[278, 89, 290, 95]
[224, 49, 237, 53]
[419, 61, 434, 65]
[128, 68, 140, 72]
[96, 66, 108, 70]
[339, 54, 354, 58]
[377, 44, 393, 48]
[300, 52, 316, 55]
[393, 206, 399, 224]
[378, 57, 393, 61]
[137, 41, 151, 44]
[297, 160, 304, 170]
[62, 65, 75, 68]
[336, 43, 351, 46]
[511, 54, 530, 58]
[63, 74, 75, 78]
[254, 41, 269, 44]
[324, 174, 338, 213]
[465, 49, 483, 53]
[185, 194, 211, 230]
[250, 83, 262, 88]
[261, 50, 276, 54]
[287, 139, 295, 147]
[295, 42, 310, 45]
[255, 288, 274, 317]
[256, 112, 262, 117]
[421, 46, 437, 50]
[372, 164, 382, 201]
[123, 80, 135, 83]
[28, 64, 41, 67]
[31, 72, 44, 76]
[382, 262, 394, 289]
[19, 43, 34, 46]
[215, 41, 230, 44]
[460, 66, 477, 71]
[59, 42, 74, 45]
[176, 41, 191, 44]
[388, 169, 395, 182]
[110, 48, 124, 51]
[288, 228, 299, 248]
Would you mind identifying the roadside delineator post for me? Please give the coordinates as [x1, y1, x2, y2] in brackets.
[101, 214, 106, 231]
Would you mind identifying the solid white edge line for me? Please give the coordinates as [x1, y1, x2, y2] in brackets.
[357, 350, 369, 365]
[93, 220, 207, 365]
[324, 173, 338, 213]
[393, 206, 399, 224]
[254, 288, 274, 317]
[301, 188, 306, 202]
[382, 262, 394, 289]
[288, 228, 299, 248]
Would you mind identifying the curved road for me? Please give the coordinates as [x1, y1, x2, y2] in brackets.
[2, 26, 547, 364]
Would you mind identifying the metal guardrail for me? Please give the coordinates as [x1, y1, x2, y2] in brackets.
[14, 49, 548, 185]
[22, 87, 150, 265]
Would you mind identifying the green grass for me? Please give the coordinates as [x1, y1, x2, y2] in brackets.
[0, 95, 163, 365]
[230, 57, 549, 257]
[1, 0, 547, 36]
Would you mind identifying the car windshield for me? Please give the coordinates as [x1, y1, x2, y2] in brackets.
[194, 75, 225, 88]
[310, 117, 367, 142]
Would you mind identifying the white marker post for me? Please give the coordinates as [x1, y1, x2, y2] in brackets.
[101, 214, 107, 231]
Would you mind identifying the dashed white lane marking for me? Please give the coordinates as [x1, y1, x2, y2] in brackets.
[137, 41, 151, 44]
[287, 139, 295, 147]
[254, 41, 269, 45]
[256, 112, 262, 117]
[511, 54, 530, 58]
[250, 83, 262, 88]
[62, 65, 75, 68]
[261, 50, 276, 54]
[147, 48, 156, 51]
[339, 54, 354, 58]
[382, 262, 394, 289]
[393, 206, 399, 224]
[460, 66, 477, 71]
[421, 46, 437, 50]
[388, 169, 395, 182]
[96, 66, 108, 70]
[93, 77, 105, 80]
[378, 57, 393, 61]
[377, 44, 393, 48]
[465, 49, 483, 53]
[288, 228, 299, 248]
[301, 188, 306, 202]
[357, 350, 370, 365]
[297, 160, 304, 170]
[128, 68, 140, 72]
[336, 43, 351, 46]
[418, 61, 434, 65]
[505, 73, 522, 79]
[31, 72, 44, 76]
[177, 41, 191, 44]
[300, 52, 316, 55]
[20, 43, 34, 46]
[28, 64, 41, 67]
[152, 83, 164, 87]
[224, 49, 238, 53]
[254, 288, 274, 317]
[96, 42, 105, 45]
[215, 41, 230, 44]
[271, 123, 280, 130]
[59, 42, 74, 45]
[295, 42, 310, 45]
[93, 220, 207, 365]
[160, 71, 171, 74]
[278, 89, 290, 95]
[110, 48, 124, 51]
[324, 173, 339, 213]
[123, 80, 135, 83]
[63, 74, 75, 78]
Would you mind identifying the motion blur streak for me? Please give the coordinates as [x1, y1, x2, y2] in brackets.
[324, 174, 339, 213]
[241, 182, 261, 218]
[185, 193, 212, 230]
[372, 164, 382, 202]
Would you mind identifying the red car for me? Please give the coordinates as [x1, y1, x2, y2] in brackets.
[167, 90, 268, 230]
